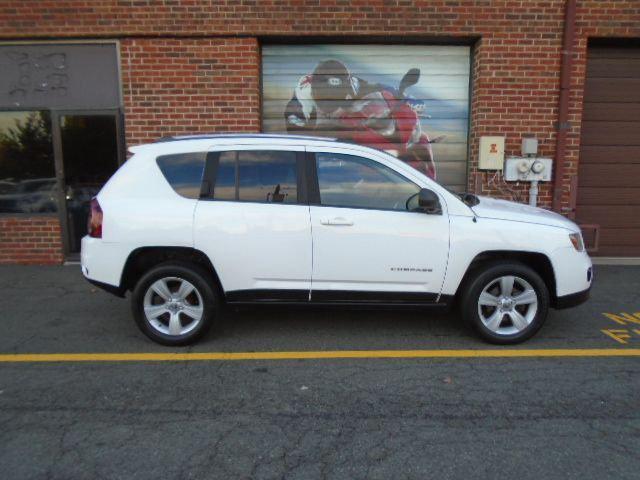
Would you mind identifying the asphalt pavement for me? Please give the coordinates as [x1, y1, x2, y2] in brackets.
[0, 264, 639, 479]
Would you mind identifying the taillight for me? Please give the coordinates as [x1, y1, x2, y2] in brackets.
[88, 198, 103, 238]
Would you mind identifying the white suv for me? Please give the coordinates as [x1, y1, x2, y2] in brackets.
[81, 134, 592, 346]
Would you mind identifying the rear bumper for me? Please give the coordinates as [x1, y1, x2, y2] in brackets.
[85, 277, 126, 298]
[553, 286, 591, 309]
[81, 235, 130, 296]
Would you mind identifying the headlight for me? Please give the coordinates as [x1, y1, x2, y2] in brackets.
[569, 232, 584, 252]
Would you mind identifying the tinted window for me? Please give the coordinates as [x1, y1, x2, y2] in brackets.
[0, 111, 58, 214]
[213, 151, 236, 201]
[316, 153, 420, 211]
[212, 150, 298, 204]
[156, 152, 206, 199]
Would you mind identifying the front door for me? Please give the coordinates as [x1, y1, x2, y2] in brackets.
[308, 149, 450, 303]
[52, 111, 122, 256]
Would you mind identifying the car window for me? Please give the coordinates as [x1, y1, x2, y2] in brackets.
[315, 153, 420, 211]
[156, 152, 206, 199]
[212, 151, 236, 201]
[212, 150, 298, 204]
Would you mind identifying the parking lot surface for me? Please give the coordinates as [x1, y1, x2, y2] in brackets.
[0, 265, 639, 479]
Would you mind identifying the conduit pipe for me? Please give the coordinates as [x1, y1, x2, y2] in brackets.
[552, 0, 577, 213]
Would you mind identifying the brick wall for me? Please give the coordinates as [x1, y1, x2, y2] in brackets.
[121, 38, 260, 145]
[1, 1, 639, 263]
[0, 217, 64, 265]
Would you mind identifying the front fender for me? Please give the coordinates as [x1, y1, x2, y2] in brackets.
[441, 216, 572, 298]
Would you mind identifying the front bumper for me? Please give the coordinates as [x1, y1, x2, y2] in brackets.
[553, 286, 591, 309]
[549, 246, 593, 296]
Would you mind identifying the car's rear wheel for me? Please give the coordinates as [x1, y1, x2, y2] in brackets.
[132, 262, 218, 346]
[461, 262, 549, 344]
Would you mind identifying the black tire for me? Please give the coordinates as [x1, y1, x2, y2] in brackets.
[131, 261, 219, 346]
[460, 262, 549, 345]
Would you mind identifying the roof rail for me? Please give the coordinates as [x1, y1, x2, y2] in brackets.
[154, 133, 337, 143]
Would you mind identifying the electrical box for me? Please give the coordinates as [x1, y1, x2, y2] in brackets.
[479, 136, 505, 170]
[504, 157, 553, 182]
[521, 137, 538, 156]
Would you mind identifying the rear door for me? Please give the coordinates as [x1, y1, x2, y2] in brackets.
[308, 147, 450, 303]
[194, 146, 312, 301]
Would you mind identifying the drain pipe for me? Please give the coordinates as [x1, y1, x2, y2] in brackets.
[552, 0, 577, 213]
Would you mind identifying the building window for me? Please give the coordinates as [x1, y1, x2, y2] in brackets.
[0, 111, 57, 214]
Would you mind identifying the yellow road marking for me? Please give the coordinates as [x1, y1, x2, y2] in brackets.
[601, 329, 632, 344]
[0, 349, 639, 363]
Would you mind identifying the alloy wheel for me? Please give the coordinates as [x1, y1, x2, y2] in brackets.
[142, 276, 204, 336]
[477, 275, 538, 336]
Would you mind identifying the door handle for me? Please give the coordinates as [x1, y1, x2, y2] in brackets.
[320, 217, 354, 226]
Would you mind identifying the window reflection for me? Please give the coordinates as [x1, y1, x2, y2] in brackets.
[157, 152, 206, 199]
[238, 151, 297, 203]
[212, 150, 298, 204]
[213, 151, 236, 201]
[316, 153, 420, 211]
[0, 111, 57, 213]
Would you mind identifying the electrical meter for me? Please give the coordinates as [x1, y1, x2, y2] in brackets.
[504, 157, 553, 182]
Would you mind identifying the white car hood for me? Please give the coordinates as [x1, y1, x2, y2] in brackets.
[470, 196, 578, 231]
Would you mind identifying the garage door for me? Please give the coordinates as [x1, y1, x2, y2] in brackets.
[576, 44, 640, 257]
[261, 45, 471, 191]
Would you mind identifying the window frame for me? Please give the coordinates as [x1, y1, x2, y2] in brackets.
[307, 151, 424, 214]
[201, 148, 308, 206]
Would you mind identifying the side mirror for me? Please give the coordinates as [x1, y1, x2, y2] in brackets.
[418, 188, 442, 214]
[399, 68, 421, 95]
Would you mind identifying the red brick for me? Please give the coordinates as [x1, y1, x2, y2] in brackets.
[0, 217, 64, 265]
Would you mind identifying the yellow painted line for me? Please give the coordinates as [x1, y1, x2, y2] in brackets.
[0, 349, 639, 363]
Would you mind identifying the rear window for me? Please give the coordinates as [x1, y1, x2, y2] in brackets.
[156, 152, 206, 199]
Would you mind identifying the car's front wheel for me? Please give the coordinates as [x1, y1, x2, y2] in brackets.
[461, 262, 549, 344]
[131, 262, 219, 346]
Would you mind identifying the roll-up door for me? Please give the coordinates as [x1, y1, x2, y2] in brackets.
[262, 45, 471, 191]
[576, 44, 640, 257]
